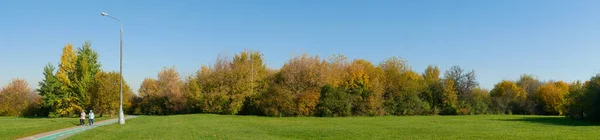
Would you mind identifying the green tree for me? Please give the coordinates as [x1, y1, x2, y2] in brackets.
[316, 85, 352, 117]
[564, 81, 585, 119]
[74, 41, 101, 111]
[38, 64, 63, 117]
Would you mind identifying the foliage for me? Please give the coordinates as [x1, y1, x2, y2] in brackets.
[38, 42, 102, 117]
[535, 81, 569, 115]
[29, 46, 600, 119]
[516, 74, 543, 114]
[490, 80, 526, 114]
[89, 71, 133, 117]
[316, 85, 352, 117]
[0, 79, 39, 116]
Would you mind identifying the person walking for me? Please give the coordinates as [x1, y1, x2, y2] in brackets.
[80, 110, 86, 126]
[88, 110, 95, 126]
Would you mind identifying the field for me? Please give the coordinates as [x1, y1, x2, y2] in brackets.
[66, 114, 600, 140]
[0, 116, 107, 139]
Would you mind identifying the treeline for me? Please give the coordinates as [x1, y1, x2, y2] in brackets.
[1, 45, 599, 122]
[0, 42, 134, 117]
[128, 50, 600, 121]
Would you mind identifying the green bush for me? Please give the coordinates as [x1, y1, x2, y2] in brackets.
[316, 85, 352, 117]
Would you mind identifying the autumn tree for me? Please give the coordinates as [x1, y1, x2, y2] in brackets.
[89, 71, 133, 117]
[199, 55, 231, 114]
[227, 50, 267, 114]
[184, 76, 203, 113]
[342, 59, 385, 116]
[490, 80, 526, 114]
[52, 43, 81, 117]
[535, 81, 569, 115]
[267, 54, 327, 116]
[440, 79, 459, 115]
[380, 57, 428, 115]
[0, 78, 38, 116]
[422, 65, 444, 114]
[157, 67, 185, 114]
[39, 42, 101, 117]
[516, 74, 543, 114]
[136, 78, 163, 115]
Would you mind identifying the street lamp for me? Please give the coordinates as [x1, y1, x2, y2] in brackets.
[101, 12, 125, 125]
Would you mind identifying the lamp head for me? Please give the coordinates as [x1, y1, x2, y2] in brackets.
[101, 12, 108, 16]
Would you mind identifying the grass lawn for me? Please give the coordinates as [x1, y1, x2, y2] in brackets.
[68, 114, 600, 140]
[0, 116, 109, 139]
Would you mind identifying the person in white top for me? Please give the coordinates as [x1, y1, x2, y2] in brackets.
[88, 110, 95, 126]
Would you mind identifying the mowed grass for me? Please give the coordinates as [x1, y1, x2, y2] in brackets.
[68, 114, 600, 140]
[0, 116, 108, 139]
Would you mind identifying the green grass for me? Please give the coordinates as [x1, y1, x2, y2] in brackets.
[68, 114, 600, 140]
[0, 116, 108, 140]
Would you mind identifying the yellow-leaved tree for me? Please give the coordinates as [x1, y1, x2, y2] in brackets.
[535, 81, 569, 115]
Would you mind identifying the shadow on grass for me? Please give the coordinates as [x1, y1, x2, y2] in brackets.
[496, 117, 600, 126]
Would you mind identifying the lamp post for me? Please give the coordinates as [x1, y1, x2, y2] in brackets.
[101, 12, 125, 124]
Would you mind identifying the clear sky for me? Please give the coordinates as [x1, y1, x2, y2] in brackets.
[2, 0, 600, 93]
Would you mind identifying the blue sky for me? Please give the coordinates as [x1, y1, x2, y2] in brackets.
[1, 0, 600, 93]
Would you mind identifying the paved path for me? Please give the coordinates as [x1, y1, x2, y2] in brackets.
[18, 116, 137, 140]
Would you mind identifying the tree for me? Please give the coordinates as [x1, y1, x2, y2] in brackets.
[422, 65, 442, 113]
[274, 54, 327, 116]
[51, 43, 81, 117]
[90, 71, 133, 117]
[157, 67, 185, 114]
[342, 59, 385, 116]
[227, 50, 267, 114]
[198, 55, 231, 114]
[564, 81, 585, 119]
[38, 64, 63, 117]
[582, 75, 600, 121]
[490, 80, 526, 114]
[535, 81, 569, 115]
[184, 76, 203, 113]
[439, 79, 459, 115]
[325, 54, 349, 87]
[316, 85, 352, 117]
[74, 41, 101, 110]
[516, 74, 542, 114]
[444, 65, 478, 101]
[380, 57, 428, 115]
[0, 78, 37, 116]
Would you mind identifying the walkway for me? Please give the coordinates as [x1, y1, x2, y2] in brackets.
[18, 116, 137, 140]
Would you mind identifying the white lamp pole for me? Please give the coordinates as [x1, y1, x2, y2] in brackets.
[101, 12, 125, 124]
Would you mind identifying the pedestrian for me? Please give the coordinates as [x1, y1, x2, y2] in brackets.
[88, 110, 95, 126]
[80, 110, 86, 126]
